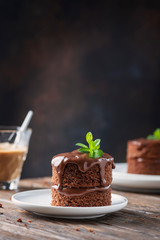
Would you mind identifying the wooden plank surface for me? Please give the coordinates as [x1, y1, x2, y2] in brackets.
[0, 177, 159, 240]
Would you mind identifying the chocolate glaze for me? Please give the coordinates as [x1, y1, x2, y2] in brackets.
[51, 149, 115, 192]
[136, 158, 160, 163]
[130, 138, 160, 148]
[52, 185, 111, 196]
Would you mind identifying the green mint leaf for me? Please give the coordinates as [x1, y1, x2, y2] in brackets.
[154, 128, 160, 139]
[89, 141, 96, 151]
[147, 135, 151, 139]
[89, 151, 94, 158]
[147, 128, 160, 140]
[94, 139, 101, 146]
[76, 132, 103, 159]
[78, 148, 90, 153]
[95, 144, 100, 150]
[75, 143, 88, 148]
[86, 132, 93, 144]
[94, 149, 103, 158]
[98, 149, 103, 157]
[147, 135, 156, 140]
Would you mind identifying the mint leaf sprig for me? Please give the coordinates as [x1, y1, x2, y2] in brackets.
[76, 132, 103, 158]
[147, 128, 160, 140]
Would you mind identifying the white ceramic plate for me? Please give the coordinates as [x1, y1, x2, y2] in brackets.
[112, 163, 160, 193]
[12, 189, 128, 219]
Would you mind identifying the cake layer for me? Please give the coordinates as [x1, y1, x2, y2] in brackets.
[127, 158, 160, 175]
[51, 187, 111, 207]
[52, 162, 113, 188]
[52, 185, 111, 196]
[127, 138, 160, 159]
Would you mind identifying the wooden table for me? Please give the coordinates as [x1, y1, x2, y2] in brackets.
[0, 177, 159, 240]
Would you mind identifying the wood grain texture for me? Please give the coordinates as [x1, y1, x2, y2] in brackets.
[0, 177, 159, 240]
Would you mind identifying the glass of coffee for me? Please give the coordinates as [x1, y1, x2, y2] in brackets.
[0, 126, 32, 190]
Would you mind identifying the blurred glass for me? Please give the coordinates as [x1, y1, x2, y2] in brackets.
[0, 126, 32, 190]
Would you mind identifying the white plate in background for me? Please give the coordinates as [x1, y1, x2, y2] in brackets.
[112, 163, 160, 193]
[12, 189, 128, 219]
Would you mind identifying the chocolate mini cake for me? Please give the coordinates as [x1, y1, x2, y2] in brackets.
[51, 150, 114, 207]
[127, 138, 160, 175]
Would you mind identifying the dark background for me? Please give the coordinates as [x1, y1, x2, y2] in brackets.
[0, 0, 160, 178]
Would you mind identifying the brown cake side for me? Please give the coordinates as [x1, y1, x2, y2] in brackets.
[127, 138, 160, 175]
[51, 150, 114, 207]
[52, 162, 113, 188]
[51, 187, 111, 207]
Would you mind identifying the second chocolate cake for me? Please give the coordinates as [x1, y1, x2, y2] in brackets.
[127, 129, 160, 175]
[127, 138, 160, 175]
[51, 132, 115, 207]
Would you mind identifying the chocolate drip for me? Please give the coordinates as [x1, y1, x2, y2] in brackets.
[135, 158, 160, 163]
[51, 149, 114, 190]
[52, 185, 111, 196]
[131, 138, 160, 148]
